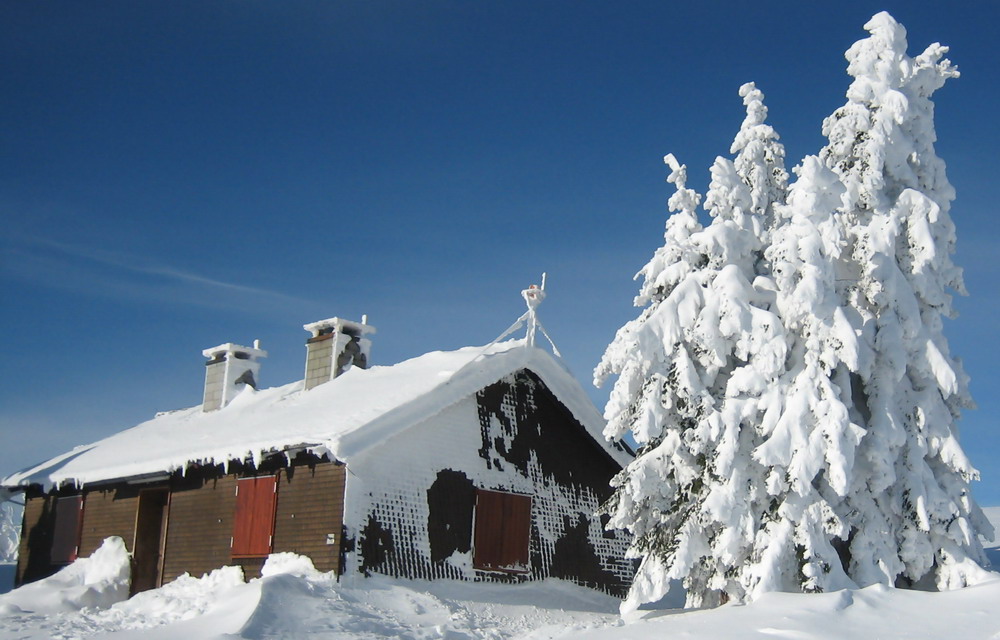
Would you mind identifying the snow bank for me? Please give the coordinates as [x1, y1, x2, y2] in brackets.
[101, 566, 246, 629]
[2, 547, 1000, 639]
[237, 572, 620, 640]
[0, 552, 621, 639]
[0, 537, 129, 615]
[584, 580, 1000, 640]
[88, 566, 258, 640]
[259, 551, 321, 578]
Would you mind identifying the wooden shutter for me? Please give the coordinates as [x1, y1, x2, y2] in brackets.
[473, 489, 531, 572]
[232, 476, 278, 557]
[51, 495, 84, 564]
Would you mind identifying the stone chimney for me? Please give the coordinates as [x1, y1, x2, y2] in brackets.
[202, 340, 268, 412]
[302, 316, 375, 390]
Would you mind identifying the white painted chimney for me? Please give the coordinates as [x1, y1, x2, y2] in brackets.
[202, 341, 268, 412]
[302, 317, 375, 390]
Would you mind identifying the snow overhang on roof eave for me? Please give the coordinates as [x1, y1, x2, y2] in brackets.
[0, 341, 628, 492]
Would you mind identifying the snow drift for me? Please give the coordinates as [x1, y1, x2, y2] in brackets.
[0, 537, 130, 615]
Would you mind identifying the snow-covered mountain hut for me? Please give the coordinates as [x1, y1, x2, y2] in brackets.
[2, 284, 634, 597]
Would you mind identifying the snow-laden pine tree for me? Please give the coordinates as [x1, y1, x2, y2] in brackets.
[600, 12, 991, 611]
[819, 11, 992, 588]
[750, 155, 866, 597]
[596, 84, 789, 611]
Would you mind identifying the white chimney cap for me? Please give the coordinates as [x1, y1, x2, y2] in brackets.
[302, 316, 376, 338]
[202, 342, 269, 360]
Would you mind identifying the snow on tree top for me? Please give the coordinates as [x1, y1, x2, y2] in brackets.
[3, 340, 626, 491]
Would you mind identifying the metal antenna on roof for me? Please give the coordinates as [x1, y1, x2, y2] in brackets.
[522, 273, 561, 357]
[479, 273, 560, 357]
[521, 273, 546, 348]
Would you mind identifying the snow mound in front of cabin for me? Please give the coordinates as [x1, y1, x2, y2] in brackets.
[3, 548, 1000, 639]
[97, 565, 247, 630]
[0, 553, 621, 639]
[238, 572, 620, 640]
[0, 536, 130, 615]
[259, 551, 322, 578]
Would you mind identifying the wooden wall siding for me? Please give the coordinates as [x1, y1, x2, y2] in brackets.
[15, 492, 49, 586]
[78, 484, 143, 558]
[426, 470, 476, 564]
[160, 474, 238, 586]
[159, 459, 345, 584]
[272, 461, 346, 574]
[14, 456, 346, 589]
[50, 496, 84, 564]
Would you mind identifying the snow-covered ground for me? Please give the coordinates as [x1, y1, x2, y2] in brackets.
[0, 514, 998, 640]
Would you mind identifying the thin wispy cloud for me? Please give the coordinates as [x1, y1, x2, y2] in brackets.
[4, 234, 324, 317]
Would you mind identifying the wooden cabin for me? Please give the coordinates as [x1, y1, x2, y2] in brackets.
[4, 310, 635, 597]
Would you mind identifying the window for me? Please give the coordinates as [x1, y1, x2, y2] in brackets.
[472, 489, 531, 572]
[51, 495, 83, 564]
[232, 476, 278, 557]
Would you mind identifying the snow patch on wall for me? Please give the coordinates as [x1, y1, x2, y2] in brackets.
[344, 373, 632, 594]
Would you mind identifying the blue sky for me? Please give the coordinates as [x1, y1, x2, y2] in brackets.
[2, 2, 998, 505]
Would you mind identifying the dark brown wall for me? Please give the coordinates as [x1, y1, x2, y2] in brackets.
[79, 483, 143, 558]
[161, 459, 347, 583]
[18, 483, 157, 586]
[272, 460, 346, 573]
[16, 490, 48, 585]
[160, 472, 238, 585]
[15, 456, 347, 588]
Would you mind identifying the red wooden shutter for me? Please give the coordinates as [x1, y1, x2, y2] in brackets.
[51, 495, 83, 564]
[473, 489, 531, 572]
[501, 492, 531, 570]
[232, 476, 277, 557]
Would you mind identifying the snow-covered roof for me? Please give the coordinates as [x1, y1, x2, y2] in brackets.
[3, 340, 629, 490]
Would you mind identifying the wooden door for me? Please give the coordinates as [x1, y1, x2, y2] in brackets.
[131, 488, 169, 594]
[50, 495, 84, 565]
[232, 476, 278, 558]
